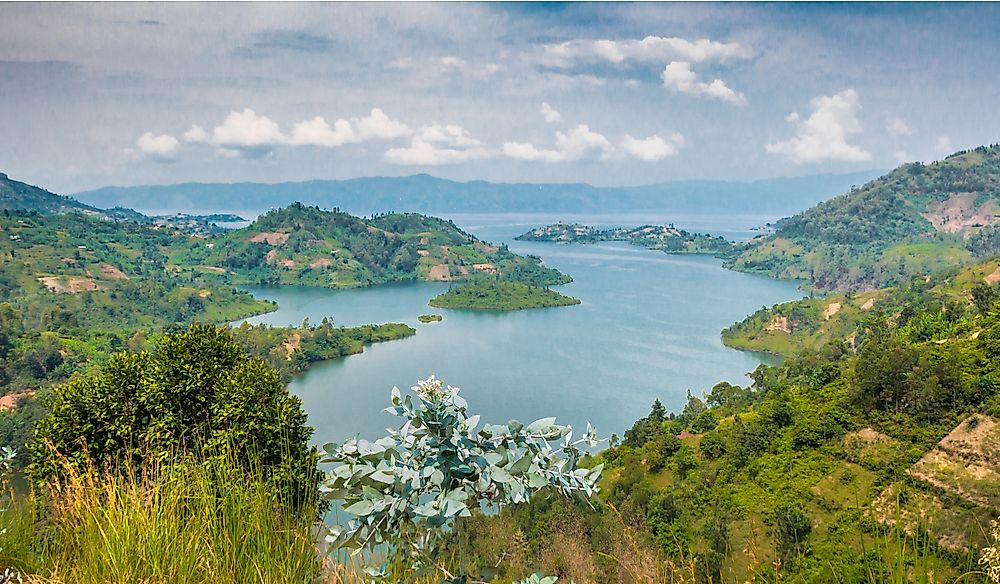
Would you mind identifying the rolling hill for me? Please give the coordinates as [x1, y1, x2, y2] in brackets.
[170, 203, 570, 289]
[727, 144, 1000, 291]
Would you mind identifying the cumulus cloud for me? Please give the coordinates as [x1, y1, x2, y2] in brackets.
[200, 108, 288, 148]
[887, 117, 912, 136]
[136, 132, 179, 159]
[183, 125, 209, 143]
[541, 102, 562, 124]
[503, 125, 613, 163]
[544, 36, 751, 65]
[290, 116, 356, 147]
[621, 133, 684, 161]
[384, 123, 490, 165]
[661, 62, 746, 105]
[183, 107, 411, 153]
[415, 123, 482, 147]
[765, 89, 872, 164]
[935, 135, 954, 155]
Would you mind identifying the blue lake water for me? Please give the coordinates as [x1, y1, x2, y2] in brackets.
[240, 212, 804, 447]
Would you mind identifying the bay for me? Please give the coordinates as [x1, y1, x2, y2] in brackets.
[241, 212, 804, 447]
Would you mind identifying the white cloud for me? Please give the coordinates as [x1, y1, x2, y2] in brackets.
[206, 109, 288, 148]
[765, 89, 872, 164]
[353, 108, 412, 141]
[439, 56, 465, 67]
[541, 102, 562, 124]
[415, 123, 482, 147]
[621, 133, 684, 161]
[384, 137, 491, 166]
[661, 61, 746, 105]
[544, 36, 751, 66]
[503, 124, 613, 163]
[894, 150, 913, 163]
[290, 116, 356, 147]
[384, 123, 490, 165]
[183, 125, 209, 143]
[887, 117, 912, 136]
[785, 112, 800, 123]
[593, 39, 626, 63]
[187, 107, 412, 152]
[935, 135, 954, 155]
[136, 132, 179, 158]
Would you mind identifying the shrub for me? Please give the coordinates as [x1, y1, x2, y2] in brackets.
[321, 376, 602, 582]
[27, 323, 318, 509]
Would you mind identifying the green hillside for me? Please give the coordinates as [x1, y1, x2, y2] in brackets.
[728, 144, 1000, 291]
[174, 203, 570, 289]
[722, 258, 1000, 356]
[0, 172, 100, 215]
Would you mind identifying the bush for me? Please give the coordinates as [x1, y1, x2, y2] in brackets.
[27, 323, 318, 509]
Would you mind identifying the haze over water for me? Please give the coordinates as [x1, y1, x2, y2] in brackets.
[242, 213, 804, 447]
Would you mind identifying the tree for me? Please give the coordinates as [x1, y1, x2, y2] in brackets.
[28, 323, 317, 509]
[770, 502, 812, 562]
[321, 376, 602, 582]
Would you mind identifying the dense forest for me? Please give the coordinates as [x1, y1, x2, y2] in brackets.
[729, 145, 1000, 292]
[429, 281, 581, 310]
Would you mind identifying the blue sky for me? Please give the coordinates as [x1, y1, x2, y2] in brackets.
[2, 2, 999, 193]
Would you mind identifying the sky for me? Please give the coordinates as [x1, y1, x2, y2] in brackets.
[2, 2, 999, 194]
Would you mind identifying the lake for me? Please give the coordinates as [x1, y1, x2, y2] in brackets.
[240, 212, 804, 447]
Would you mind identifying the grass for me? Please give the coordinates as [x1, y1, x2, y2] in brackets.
[1, 452, 321, 583]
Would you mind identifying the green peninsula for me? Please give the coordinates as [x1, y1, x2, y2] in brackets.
[428, 281, 580, 311]
[175, 203, 571, 289]
[516, 222, 735, 256]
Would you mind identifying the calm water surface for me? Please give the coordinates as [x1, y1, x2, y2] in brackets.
[241, 213, 804, 446]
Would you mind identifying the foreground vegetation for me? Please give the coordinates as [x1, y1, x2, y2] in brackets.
[429, 281, 581, 311]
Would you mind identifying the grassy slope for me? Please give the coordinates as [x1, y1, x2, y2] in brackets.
[723, 257, 1000, 356]
[728, 145, 1000, 292]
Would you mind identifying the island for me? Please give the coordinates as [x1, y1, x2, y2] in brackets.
[428, 281, 581, 311]
[516, 222, 735, 256]
[418, 314, 443, 323]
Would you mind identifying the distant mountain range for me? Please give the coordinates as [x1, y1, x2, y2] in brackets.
[72, 171, 884, 217]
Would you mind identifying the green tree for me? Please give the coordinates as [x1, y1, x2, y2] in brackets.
[27, 323, 318, 509]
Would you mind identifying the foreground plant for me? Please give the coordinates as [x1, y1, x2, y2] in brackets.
[321, 376, 602, 582]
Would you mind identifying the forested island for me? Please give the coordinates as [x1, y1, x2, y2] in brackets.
[517, 222, 736, 256]
[428, 281, 581, 310]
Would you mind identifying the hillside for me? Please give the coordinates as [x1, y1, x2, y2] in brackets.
[516, 222, 735, 256]
[727, 145, 1000, 292]
[72, 171, 882, 216]
[174, 203, 570, 288]
[461, 254, 1000, 583]
[0, 172, 100, 215]
[723, 257, 1000, 356]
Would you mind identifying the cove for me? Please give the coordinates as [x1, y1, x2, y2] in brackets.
[241, 213, 805, 447]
